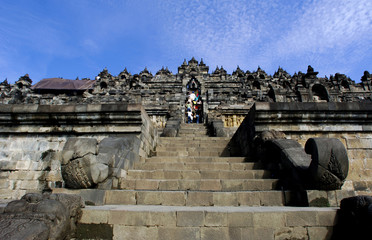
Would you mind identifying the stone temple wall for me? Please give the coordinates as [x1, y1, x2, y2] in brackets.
[0, 104, 157, 200]
[0, 135, 65, 199]
[1, 59, 372, 127]
[230, 102, 372, 193]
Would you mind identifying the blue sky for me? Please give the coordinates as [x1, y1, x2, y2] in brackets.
[0, 0, 371, 84]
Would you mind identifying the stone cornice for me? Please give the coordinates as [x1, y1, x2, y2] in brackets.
[0, 104, 144, 134]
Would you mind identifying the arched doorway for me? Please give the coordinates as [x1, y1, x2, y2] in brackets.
[185, 78, 203, 123]
[311, 84, 329, 102]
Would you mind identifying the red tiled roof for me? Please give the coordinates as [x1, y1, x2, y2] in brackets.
[31, 78, 96, 90]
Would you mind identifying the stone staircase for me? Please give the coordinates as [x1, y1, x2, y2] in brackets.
[75, 124, 338, 239]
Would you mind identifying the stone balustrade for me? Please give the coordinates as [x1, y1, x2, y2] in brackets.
[0, 104, 158, 199]
[231, 102, 372, 192]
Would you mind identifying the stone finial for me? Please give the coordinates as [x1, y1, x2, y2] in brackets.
[0, 78, 9, 87]
[361, 71, 371, 82]
[200, 58, 206, 66]
[189, 57, 198, 65]
[305, 65, 318, 78]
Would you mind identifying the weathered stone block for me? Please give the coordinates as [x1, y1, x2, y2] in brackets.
[213, 192, 238, 206]
[204, 211, 228, 226]
[161, 192, 186, 206]
[15, 160, 31, 170]
[0, 171, 10, 179]
[186, 192, 213, 206]
[346, 138, 372, 149]
[105, 190, 136, 205]
[158, 227, 200, 240]
[149, 211, 177, 226]
[286, 211, 317, 227]
[80, 208, 109, 224]
[274, 227, 308, 240]
[253, 212, 285, 227]
[176, 211, 204, 227]
[307, 227, 333, 240]
[179, 180, 200, 190]
[158, 180, 179, 190]
[119, 179, 136, 189]
[306, 190, 330, 207]
[200, 180, 221, 191]
[136, 191, 162, 205]
[114, 226, 157, 240]
[228, 212, 253, 227]
[260, 191, 284, 206]
[236, 192, 260, 206]
[317, 210, 338, 226]
[109, 211, 150, 226]
[241, 227, 275, 240]
[0, 179, 9, 189]
[201, 227, 229, 240]
[20, 180, 42, 190]
[136, 180, 159, 190]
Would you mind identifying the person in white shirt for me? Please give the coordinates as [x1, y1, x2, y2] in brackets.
[189, 91, 196, 101]
[187, 110, 193, 123]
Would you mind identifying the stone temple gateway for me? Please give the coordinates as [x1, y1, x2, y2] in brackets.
[0, 58, 372, 239]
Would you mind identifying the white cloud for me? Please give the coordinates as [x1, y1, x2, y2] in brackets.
[276, 0, 372, 54]
[159, 0, 266, 71]
[1, 0, 370, 83]
[269, 0, 372, 79]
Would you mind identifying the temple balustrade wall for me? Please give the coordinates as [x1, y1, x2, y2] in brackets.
[0, 104, 157, 199]
[231, 102, 372, 192]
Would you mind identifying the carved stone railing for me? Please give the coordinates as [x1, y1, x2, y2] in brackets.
[231, 102, 372, 192]
[207, 103, 253, 137]
[0, 104, 158, 199]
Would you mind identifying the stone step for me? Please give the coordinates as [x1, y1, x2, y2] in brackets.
[178, 129, 208, 133]
[155, 146, 229, 152]
[179, 124, 207, 129]
[118, 179, 278, 191]
[104, 190, 288, 206]
[78, 205, 337, 240]
[126, 169, 270, 180]
[160, 137, 230, 142]
[157, 142, 230, 148]
[177, 133, 209, 137]
[51, 188, 297, 207]
[144, 157, 247, 163]
[155, 151, 230, 157]
[158, 142, 230, 147]
[134, 162, 261, 171]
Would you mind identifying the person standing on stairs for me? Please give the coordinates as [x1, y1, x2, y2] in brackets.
[187, 109, 193, 123]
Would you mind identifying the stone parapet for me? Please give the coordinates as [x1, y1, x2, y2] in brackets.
[255, 102, 372, 134]
[0, 104, 157, 199]
[0, 104, 143, 134]
[231, 102, 372, 191]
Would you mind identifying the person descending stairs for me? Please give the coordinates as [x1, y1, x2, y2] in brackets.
[78, 123, 338, 239]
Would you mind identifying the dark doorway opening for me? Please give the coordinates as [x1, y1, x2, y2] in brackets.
[186, 78, 203, 124]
